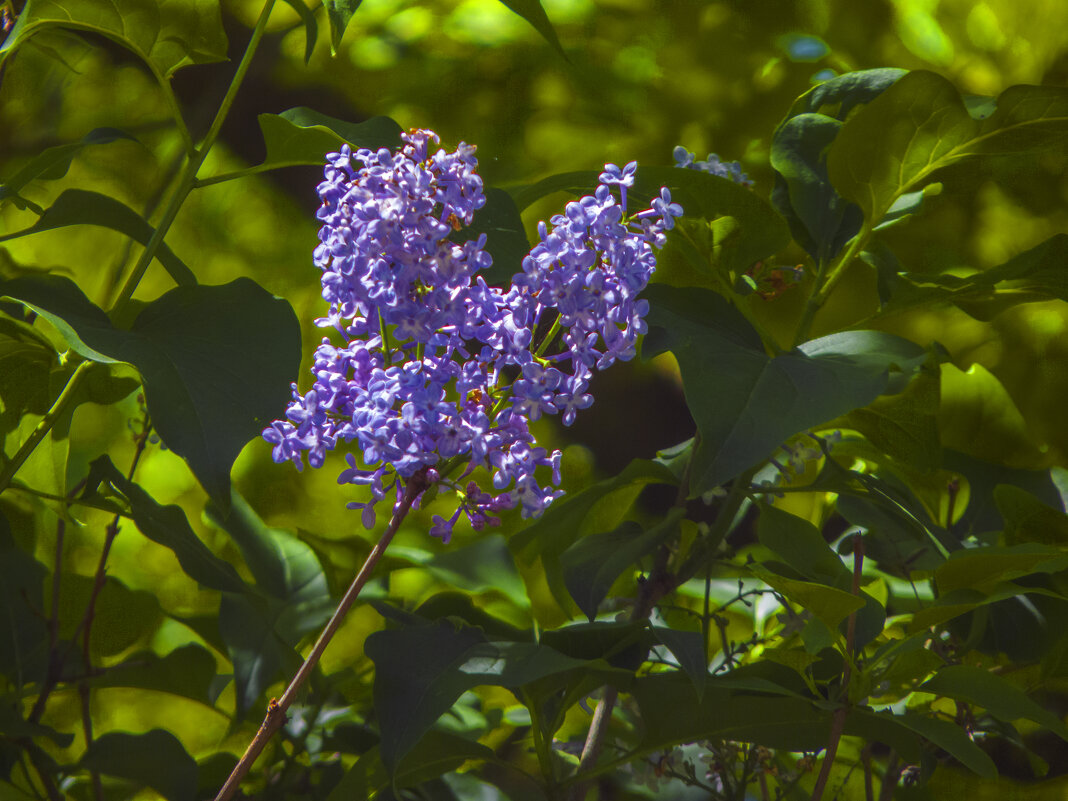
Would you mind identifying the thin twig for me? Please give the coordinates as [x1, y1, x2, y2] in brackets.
[809, 536, 864, 801]
[877, 751, 899, 801]
[213, 474, 426, 801]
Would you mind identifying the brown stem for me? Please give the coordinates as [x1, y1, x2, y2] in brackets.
[213, 475, 425, 801]
[878, 751, 899, 801]
[809, 535, 864, 801]
[570, 451, 708, 801]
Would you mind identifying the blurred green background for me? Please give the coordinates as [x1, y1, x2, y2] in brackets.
[2, 0, 1068, 783]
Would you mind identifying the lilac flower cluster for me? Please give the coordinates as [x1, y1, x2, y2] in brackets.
[264, 131, 680, 543]
[674, 146, 753, 188]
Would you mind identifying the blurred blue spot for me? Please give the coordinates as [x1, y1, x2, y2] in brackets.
[777, 33, 830, 63]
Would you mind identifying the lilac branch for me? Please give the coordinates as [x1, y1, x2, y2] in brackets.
[212, 473, 428, 801]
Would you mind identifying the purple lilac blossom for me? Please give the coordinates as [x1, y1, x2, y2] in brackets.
[673, 146, 753, 188]
[264, 130, 680, 543]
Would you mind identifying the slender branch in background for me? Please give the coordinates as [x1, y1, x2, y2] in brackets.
[862, 746, 875, 801]
[213, 474, 426, 801]
[809, 535, 864, 801]
[111, 0, 278, 312]
[570, 449, 698, 800]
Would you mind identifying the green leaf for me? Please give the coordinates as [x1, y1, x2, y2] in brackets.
[365, 621, 487, 773]
[328, 732, 495, 800]
[0, 700, 74, 746]
[840, 359, 942, 471]
[0, 316, 57, 433]
[89, 644, 218, 708]
[770, 113, 862, 262]
[324, 0, 363, 54]
[632, 672, 832, 752]
[0, 513, 48, 688]
[511, 167, 789, 279]
[56, 575, 160, 658]
[366, 621, 609, 772]
[643, 285, 927, 493]
[889, 713, 998, 777]
[80, 729, 198, 801]
[561, 511, 683, 622]
[87, 456, 248, 594]
[279, 0, 318, 64]
[935, 544, 1068, 595]
[510, 459, 675, 612]
[782, 68, 907, 122]
[939, 362, 1046, 468]
[511, 459, 676, 562]
[1, 275, 301, 505]
[218, 592, 302, 718]
[0, 190, 195, 287]
[255, 108, 402, 169]
[206, 491, 331, 616]
[457, 187, 530, 289]
[750, 563, 864, 630]
[496, 0, 566, 59]
[828, 71, 1068, 223]
[652, 626, 708, 700]
[758, 504, 851, 586]
[0, 0, 228, 79]
[996, 484, 1068, 545]
[206, 492, 333, 715]
[390, 535, 527, 609]
[0, 128, 137, 208]
[922, 665, 1068, 741]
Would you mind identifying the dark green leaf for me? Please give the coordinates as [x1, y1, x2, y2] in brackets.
[750, 563, 864, 630]
[652, 627, 708, 700]
[90, 644, 218, 708]
[840, 359, 942, 471]
[0, 700, 74, 746]
[55, 575, 160, 658]
[366, 621, 611, 772]
[943, 450, 1063, 539]
[206, 491, 332, 617]
[829, 71, 1068, 223]
[87, 456, 247, 594]
[782, 68, 907, 122]
[889, 712, 998, 777]
[632, 672, 831, 752]
[770, 113, 862, 261]
[80, 729, 198, 801]
[0, 316, 56, 434]
[2, 275, 301, 505]
[922, 665, 1068, 741]
[391, 535, 526, 608]
[643, 285, 926, 494]
[758, 504, 851, 586]
[0, 0, 228, 79]
[561, 510, 684, 622]
[996, 484, 1068, 545]
[457, 187, 530, 289]
[510, 459, 675, 612]
[935, 544, 1068, 595]
[0, 190, 195, 287]
[365, 621, 487, 773]
[496, 0, 567, 60]
[279, 0, 318, 64]
[328, 732, 494, 800]
[255, 109, 403, 170]
[0, 128, 137, 208]
[0, 512, 48, 687]
[324, 0, 363, 54]
[218, 593, 302, 719]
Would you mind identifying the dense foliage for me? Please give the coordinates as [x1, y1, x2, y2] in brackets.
[2, 1, 1068, 800]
